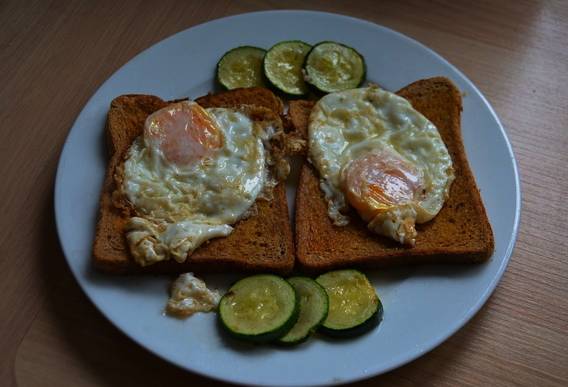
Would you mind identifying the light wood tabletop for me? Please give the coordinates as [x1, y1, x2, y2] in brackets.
[1, 0, 567, 386]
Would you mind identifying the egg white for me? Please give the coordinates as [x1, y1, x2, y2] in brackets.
[122, 107, 270, 265]
[308, 86, 455, 244]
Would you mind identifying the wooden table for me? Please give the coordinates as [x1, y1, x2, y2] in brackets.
[2, 0, 567, 385]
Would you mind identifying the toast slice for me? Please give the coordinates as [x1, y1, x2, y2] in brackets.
[293, 77, 494, 272]
[93, 88, 294, 274]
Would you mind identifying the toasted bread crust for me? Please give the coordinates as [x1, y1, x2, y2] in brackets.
[294, 77, 494, 272]
[196, 87, 284, 116]
[93, 89, 294, 274]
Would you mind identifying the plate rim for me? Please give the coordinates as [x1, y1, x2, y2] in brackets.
[54, 9, 521, 386]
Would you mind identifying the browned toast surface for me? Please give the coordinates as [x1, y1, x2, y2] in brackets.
[293, 77, 494, 272]
[93, 89, 294, 274]
[196, 87, 284, 116]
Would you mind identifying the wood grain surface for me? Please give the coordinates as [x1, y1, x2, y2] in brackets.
[1, 0, 567, 385]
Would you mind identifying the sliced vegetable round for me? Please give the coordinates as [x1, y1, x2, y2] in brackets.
[263, 40, 312, 95]
[304, 41, 366, 93]
[279, 277, 329, 345]
[217, 46, 267, 89]
[219, 274, 299, 342]
[316, 269, 382, 337]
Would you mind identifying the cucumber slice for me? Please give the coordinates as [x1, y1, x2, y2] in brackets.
[219, 274, 299, 342]
[279, 277, 329, 345]
[316, 270, 382, 337]
[217, 46, 267, 89]
[263, 40, 311, 96]
[304, 41, 366, 93]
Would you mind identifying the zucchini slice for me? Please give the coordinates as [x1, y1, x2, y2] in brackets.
[316, 270, 382, 337]
[279, 277, 329, 345]
[263, 40, 311, 96]
[304, 41, 366, 93]
[217, 46, 267, 89]
[219, 274, 299, 342]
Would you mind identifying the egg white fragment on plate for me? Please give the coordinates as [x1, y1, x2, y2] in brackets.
[121, 101, 272, 266]
[166, 273, 221, 317]
[166, 272, 221, 317]
[308, 86, 455, 245]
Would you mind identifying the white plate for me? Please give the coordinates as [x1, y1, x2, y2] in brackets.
[55, 10, 520, 386]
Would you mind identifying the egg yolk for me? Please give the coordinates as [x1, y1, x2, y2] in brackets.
[144, 101, 223, 166]
[342, 149, 424, 222]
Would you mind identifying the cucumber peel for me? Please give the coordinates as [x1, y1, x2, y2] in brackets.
[279, 277, 329, 345]
[219, 274, 299, 342]
[217, 46, 267, 89]
[316, 270, 382, 337]
[304, 41, 366, 93]
[263, 40, 312, 96]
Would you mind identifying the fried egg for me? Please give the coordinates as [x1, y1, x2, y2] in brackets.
[308, 86, 454, 245]
[121, 101, 273, 266]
